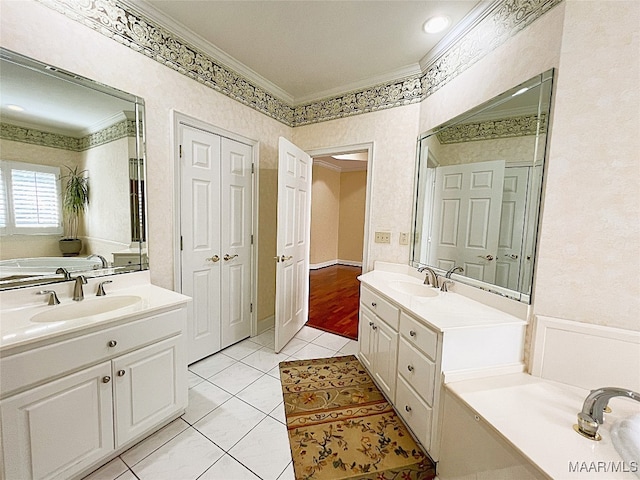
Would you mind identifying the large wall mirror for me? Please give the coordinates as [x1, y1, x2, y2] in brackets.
[411, 70, 554, 303]
[0, 48, 148, 290]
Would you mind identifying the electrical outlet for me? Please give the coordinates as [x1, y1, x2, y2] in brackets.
[399, 232, 409, 245]
[374, 231, 391, 244]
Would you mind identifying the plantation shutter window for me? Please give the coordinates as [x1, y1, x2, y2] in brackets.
[0, 161, 63, 235]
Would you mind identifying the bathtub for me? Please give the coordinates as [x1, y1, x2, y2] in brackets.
[0, 257, 103, 280]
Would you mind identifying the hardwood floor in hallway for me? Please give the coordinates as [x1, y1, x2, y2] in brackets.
[306, 264, 361, 340]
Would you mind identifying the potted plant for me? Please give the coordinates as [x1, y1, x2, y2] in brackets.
[59, 165, 89, 256]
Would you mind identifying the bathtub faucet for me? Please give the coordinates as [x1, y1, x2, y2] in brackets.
[87, 254, 108, 268]
[55, 267, 70, 280]
[576, 387, 640, 439]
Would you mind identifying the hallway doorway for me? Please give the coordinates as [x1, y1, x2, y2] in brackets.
[305, 145, 371, 340]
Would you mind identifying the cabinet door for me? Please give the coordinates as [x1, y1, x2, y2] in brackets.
[113, 336, 187, 447]
[373, 319, 398, 402]
[358, 307, 376, 371]
[1, 362, 113, 480]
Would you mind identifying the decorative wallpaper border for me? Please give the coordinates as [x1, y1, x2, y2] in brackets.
[0, 120, 136, 151]
[437, 113, 548, 144]
[35, 0, 563, 127]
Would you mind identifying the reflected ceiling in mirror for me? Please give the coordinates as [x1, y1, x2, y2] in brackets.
[0, 48, 148, 290]
[411, 70, 554, 303]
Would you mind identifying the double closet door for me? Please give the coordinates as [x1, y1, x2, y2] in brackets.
[180, 125, 253, 365]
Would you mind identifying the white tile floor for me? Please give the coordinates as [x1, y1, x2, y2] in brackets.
[83, 326, 359, 480]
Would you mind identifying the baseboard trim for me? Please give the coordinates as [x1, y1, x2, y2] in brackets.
[256, 315, 274, 335]
[310, 259, 362, 270]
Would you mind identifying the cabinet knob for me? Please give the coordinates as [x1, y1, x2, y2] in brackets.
[407, 365, 414, 372]
[102, 376, 111, 383]
[405, 405, 412, 412]
[371, 302, 377, 308]
[409, 330, 416, 337]
[372, 324, 378, 330]
[117, 369, 126, 377]
[369, 321, 374, 327]
[107, 340, 117, 347]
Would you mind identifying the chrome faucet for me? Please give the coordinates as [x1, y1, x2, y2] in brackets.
[576, 387, 640, 440]
[56, 267, 70, 280]
[87, 254, 108, 268]
[73, 275, 87, 301]
[445, 266, 464, 278]
[417, 266, 439, 288]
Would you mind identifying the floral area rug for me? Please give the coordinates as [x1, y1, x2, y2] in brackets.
[279, 355, 436, 480]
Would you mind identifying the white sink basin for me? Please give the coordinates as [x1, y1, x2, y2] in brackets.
[389, 281, 439, 298]
[611, 413, 640, 474]
[31, 295, 142, 323]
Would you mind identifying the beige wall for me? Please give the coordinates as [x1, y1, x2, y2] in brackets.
[310, 166, 366, 266]
[0, 0, 291, 323]
[81, 137, 132, 255]
[338, 170, 366, 263]
[532, 0, 639, 329]
[310, 165, 340, 265]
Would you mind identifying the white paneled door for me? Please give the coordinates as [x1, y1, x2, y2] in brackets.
[275, 137, 312, 353]
[430, 160, 505, 282]
[181, 124, 253, 364]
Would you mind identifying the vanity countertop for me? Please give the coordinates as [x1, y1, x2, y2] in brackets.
[446, 373, 640, 479]
[0, 271, 191, 354]
[358, 264, 527, 334]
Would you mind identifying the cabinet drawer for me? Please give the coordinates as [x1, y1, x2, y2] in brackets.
[399, 312, 438, 360]
[398, 337, 436, 405]
[1, 307, 186, 397]
[396, 376, 432, 451]
[360, 286, 399, 330]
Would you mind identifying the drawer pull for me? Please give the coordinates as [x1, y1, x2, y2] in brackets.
[409, 330, 416, 337]
[371, 302, 377, 308]
[117, 369, 126, 377]
[102, 376, 111, 383]
[405, 405, 412, 412]
[407, 365, 414, 372]
[107, 340, 117, 348]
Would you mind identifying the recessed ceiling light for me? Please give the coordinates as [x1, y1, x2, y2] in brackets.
[423, 16, 450, 34]
[6, 104, 24, 112]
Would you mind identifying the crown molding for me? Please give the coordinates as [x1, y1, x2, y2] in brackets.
[419, 0, 501, 72]
[34, 0, 563, 127]
[122, 0, 294, 105]
[313, 158, 367, 173]
[294, 63, 422, 106]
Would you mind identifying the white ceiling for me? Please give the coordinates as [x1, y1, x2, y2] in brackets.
[136, 0, 484, 104]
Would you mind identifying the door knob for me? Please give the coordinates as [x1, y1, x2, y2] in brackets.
[504, 254, 519, 260]
[206, 255, 220, 262]
[224, 254, 239, 261]
[477, 254, 494, 261]
[278, 255, 293, 262]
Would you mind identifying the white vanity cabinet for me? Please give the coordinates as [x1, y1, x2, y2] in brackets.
[358, 266, 528, 464]
[0, 306, 188, 480]
[358, 289, 443, 456]
[359, 286, 399, 401]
